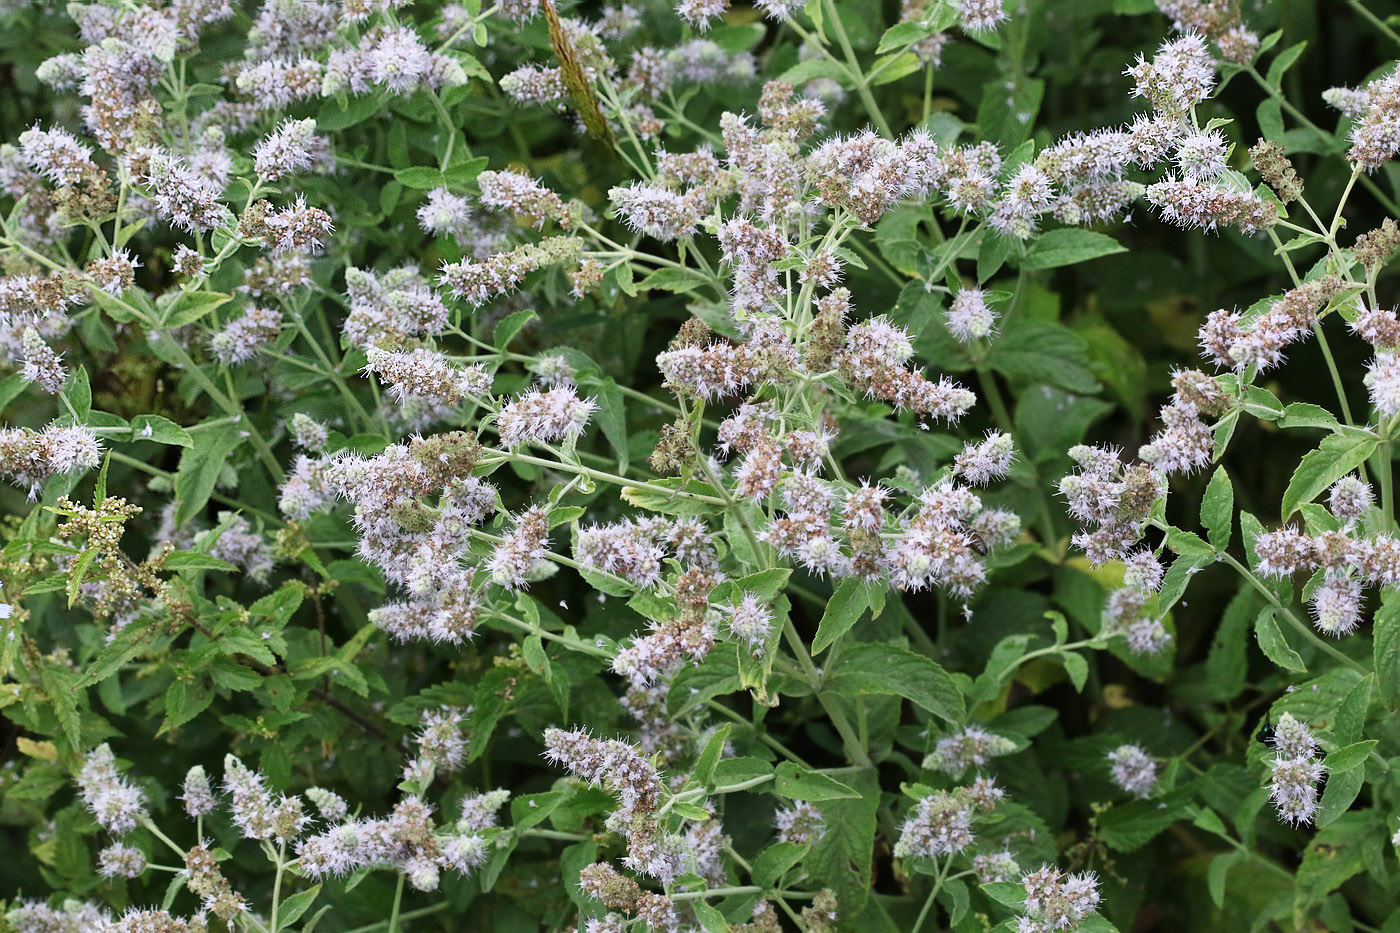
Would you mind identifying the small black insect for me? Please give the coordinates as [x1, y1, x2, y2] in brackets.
[1255, 713, 1276, 746]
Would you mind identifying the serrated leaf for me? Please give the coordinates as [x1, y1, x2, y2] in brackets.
[1200, 467, 1234, 550]
[275, 884, 321, 927]
[163, 552, 238, 572]
[1281, 432, 1378, 518]
[812, 578, 867, 655]
[774, 762, 861, 801]
[694, 723, 731, 786]
[1324, 740, 1376, 774]
[825, 644, 964, 723]
[129, 414, 193, 447]
[162, 290, 232, 328]
[752, 841, 808, 887]
[175, 423, 246, 525]
[1255, 608, 1307, 672]
[67, 546, 97, 608]
[638, 267, 713, 294]
[494, 309, 537, 349]
[1021, 229, 1126, 270]
[1376, 588, 1400, 708]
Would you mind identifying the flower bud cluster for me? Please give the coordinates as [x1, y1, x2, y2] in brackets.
[0, 424, 103, 497]
[893, 778, 1005, 860]
[1107, 744, 1159, 798]
[1018, 865, 1102, 933]
[924, 725, 1017, 775]
[1267, 713, 1326, 826]
[544, 728, 689, 881]
[77, 744, 148, 837]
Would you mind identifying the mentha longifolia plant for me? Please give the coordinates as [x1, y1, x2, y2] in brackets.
[5, 0, 1400, 929]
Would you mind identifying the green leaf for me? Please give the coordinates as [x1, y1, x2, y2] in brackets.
[694, 723, 732, 786]
[1315, 765, 1364, 828]
[1266, 41, 1307, 89]
[316, 93, 384, 130]
[1278, 402, 1341, 432]
[807, 768, 879, 914]
[619, 479, 724, 517]
[163, 552, 238, 572]
[1255, 608, 1307, 672]
[1207, 850, 1243, 908]
[395, 164, 470, 190]
[692, 901, 730, 933]
[812, 578, 868, 655]
[61, 368, 90, 419]
[1375, 587, 1400, 708]
[1062, 651, 1088, 691]
[825, 644, 965, 724]
[493, 309, 538, 349]
[752, 841, 809, 887]
[1097, 780, 1200, 851]
[161, 290, 232, 328]
[1200, 466, 1234, 550]
[868, 52, 921, 86]
[774, 762, 861, 801]
[1021, 229, 1127, 270]
[161, 678, 214, 733]
[175, 423, 246, 525]
[67, 546, 97, 608]
[986, 321, 1099, 393]
[129, 414, 194, 447]
[712, 757, 774, 786]
[511, 791, 565, 831]
[275, 885, 322, 927]
[638, 267, 713, 294]
[580, 373, 628, 471]
[1324, 740, 1376, 775]
[1281, 432, 1378, 518]
[672, 801, 713, 820]
[876, 21, 933, 54]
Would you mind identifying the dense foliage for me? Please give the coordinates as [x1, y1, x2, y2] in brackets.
[3, 0, 1400, 930]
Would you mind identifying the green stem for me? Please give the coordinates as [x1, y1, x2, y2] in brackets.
[913, 854, 954, 932]
[140, 817, 186, 859]
[1218, 551, 1368, 674]
[976, 366, 1058, 549]
[269, 842, 286, 933]
[480, 450, 727, 505]
[387, 873, 405, 933]
[783, 619, 875, 769]
[1349, 0, 1400, 49]
[157, 331, 285, 482]
[344, 903, 450, 933]
[821, 0, 894, 137]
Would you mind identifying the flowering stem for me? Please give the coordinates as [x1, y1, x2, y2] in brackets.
[1244, 64, 1400, 217]
[1379, 419, 1395, 533]
[155, 329, 286, 483]
[1216, 551, 1368, 674]
[479, 450, 727, 505]
[976, 366, 1058, 549]
[1349, 0, 1400, 48]
[386, 873, 405, 933]
[490, 610, 611, 659]
[821, 0, 895, 139]
[913, 853, 955, 932]
[520, 827, 589, 841]
[783, 619, 875, 769]
[269, 841, 286, 932]
[344, 903, 450, 933]
[141, 817, 186, 859]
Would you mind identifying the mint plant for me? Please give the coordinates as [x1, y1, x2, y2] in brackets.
[2, 0, 1400, 931]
